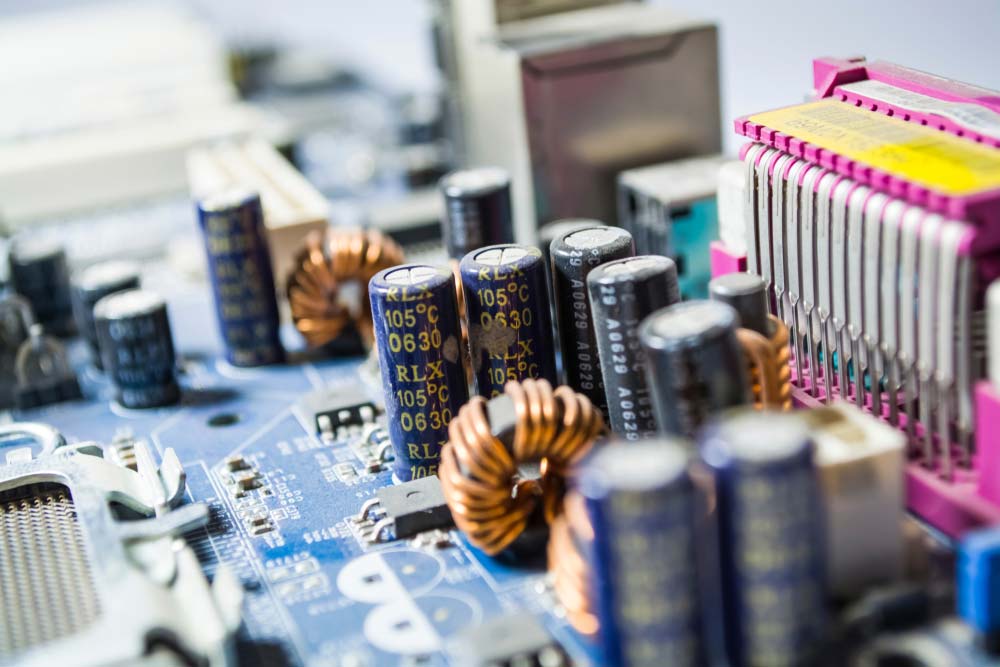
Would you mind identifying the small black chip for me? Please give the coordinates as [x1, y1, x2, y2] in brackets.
[296, 387, 376, 438]
[445, 613, 568, 667]
[376, 476, 453, 538]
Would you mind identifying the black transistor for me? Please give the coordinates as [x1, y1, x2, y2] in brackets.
[375, 476, 453, 539]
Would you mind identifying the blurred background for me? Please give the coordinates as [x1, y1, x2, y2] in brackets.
[4, 0, 998, 156]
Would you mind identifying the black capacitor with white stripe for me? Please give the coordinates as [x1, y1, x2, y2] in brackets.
[587, 255, 680, 440]
[550, 225, 634, 420]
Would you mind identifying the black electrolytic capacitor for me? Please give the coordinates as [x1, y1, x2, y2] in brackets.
[439, 167, 514, 260]
[8, 237, 74, 337]
[537, 219, 606, 270]
[72, 260, 141, 367]
[94, 289, 180, 409]
[550, 225, 634, 419]
[708, 272, 769, 336]
[588, 256, 680, 440]
[639, 300, 749, 438]
[459, 244, 557, 396]
[369, 264, 469, 481]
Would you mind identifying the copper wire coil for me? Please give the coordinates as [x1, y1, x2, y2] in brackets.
[548, 491, 598, 636]
[286, 227, 404, 348]
[737, 315, 792, 410]
[439, 378, 605, 555]
[450, 260, 473, 384]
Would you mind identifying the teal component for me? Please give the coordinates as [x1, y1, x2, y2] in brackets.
[671, 196, 718, 299]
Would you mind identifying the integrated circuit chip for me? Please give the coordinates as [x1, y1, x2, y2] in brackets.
[445, 613, 568, 667]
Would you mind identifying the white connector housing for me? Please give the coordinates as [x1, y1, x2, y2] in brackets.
[187, 139, 330, 287]
[716, 159, 747, 256]
[804, 401, 906, 598]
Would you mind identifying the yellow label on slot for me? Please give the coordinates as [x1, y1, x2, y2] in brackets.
[749, 98, 1000, 196]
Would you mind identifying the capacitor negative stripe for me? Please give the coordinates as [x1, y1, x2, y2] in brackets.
[588, 255, 680, 439]
[550, 225, 634, 419]
[699, 411, 826, 667]
[439, 167, 514, 260]
[460, 244, 556, 397]
[8, 237, 74, 337]
[196, 189, 284, 367]
[94, 289, 179, 409]
[370, 264, 469, 481]
[639, 300, 749, 438]
[580, 439, 703, 667]
[72, 260, 141, 367]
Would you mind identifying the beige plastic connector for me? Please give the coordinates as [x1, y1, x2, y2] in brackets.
[187, 139, 329, 290]
[803, 402, 906, 599]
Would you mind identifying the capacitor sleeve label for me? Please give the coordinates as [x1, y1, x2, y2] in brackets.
[749, 98, 1000, 196]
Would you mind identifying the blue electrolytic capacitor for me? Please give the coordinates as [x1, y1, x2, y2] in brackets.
[369, 264, 469, 481]
[579, 439, 703, 667]
[196, 189, 284, 367]
[587, 255, 680, 440]
[700, 410, 826, 667]
[459, 244, 557, 397]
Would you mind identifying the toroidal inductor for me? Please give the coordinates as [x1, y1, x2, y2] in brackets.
[548, 491, 598, 636]
[287, 227, 404, 348]
[439, 378, 605, 555]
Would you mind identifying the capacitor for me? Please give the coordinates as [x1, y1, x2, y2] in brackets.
[699, 410, 826, 667]
[8, 237, 74, 337]
[710, 273, 793, 410]
[587, 255, 680, 440]
[538, 219, 606, 270]
[439, 167, 514, 260]
[550, 225, 634, 419]
[369, 264, 469, 481]
[459, 244, 556, 396]
[579, 439, 703, 667]
[639, 300, 750, 438]
[196, 189, 284, 367]
[94, 289, 180, 409]
[708, 272, 769, 336]
[71, 260, 141, 367]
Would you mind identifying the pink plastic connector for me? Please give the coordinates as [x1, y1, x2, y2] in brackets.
[710, 241, 746, 278]
[977, 381, 1000, 506]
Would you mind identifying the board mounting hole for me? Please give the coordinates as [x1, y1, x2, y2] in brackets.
[207, 412, 240, 427]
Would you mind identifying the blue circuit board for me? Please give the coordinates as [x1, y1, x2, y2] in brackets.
[11, 276, 597, 667]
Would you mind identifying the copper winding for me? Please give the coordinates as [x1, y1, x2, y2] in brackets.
[548, 491, 598, 636]
[737, 314, 792, 410]
[450, 260, 473, 384]
[286, 227, 404, 348]
[439, 378, 605, 555]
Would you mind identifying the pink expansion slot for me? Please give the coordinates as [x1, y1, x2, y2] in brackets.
[727, 57, 1000, 538]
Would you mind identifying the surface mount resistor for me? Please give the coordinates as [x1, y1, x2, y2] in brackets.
[550, 225, 635, 420]
[94, 289, 180, 409]
[587, 255, 680, 440]
[439, 167, 515, 260]
[459, 244, 557, 397]
[700, 410, 826, 667]
[639, 300, 749, 439]
[71, 260, 141, 368]
[580, 439, 703, 667]
[196, 189, 284, 367]
[369, 264, 469, 481]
